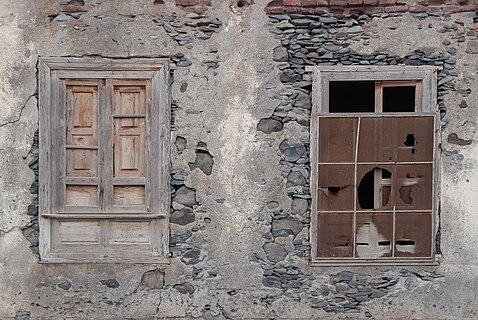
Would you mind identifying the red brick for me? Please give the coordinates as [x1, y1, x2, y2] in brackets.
[314, 6, 331, 13]
[176, 0, 198, 6]
[456, 3, 476, 10]
[379, 0, 396, 6]
[363, 6, 385, 13]
[426, 5, 444, 13]
[284, 0, 302, 6]
[363, 0, 379, 5]
[267, 6, 286, 13]
[302, 0, 318, 6]
[198, 0, 211, 5]
[458, 0, 470, 4]
[348, 0, 364, 6]
[409, 5, 427, 12]
[428, 0, 443, 5]
[330, 0, 348, 6]
[298, 7, 316, 12]
[284, 6, 299, 12]
[385, 5, 408, 12]
[348, 7, 366, 14]
[266, 0, 284, 6]
[194, 6, 208, 13]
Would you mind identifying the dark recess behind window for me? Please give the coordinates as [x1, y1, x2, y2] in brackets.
[329, 81, 375, 113]
[383, 86, 416, 112]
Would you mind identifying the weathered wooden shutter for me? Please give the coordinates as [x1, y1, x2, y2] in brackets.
[39, 59, 170, 263]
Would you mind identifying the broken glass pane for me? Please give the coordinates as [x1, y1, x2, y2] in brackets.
[356, 165, 394, 211]
[395, 213, 432, 257]
[318, 165, 354, 211]
[356, 213, 392, 258]
[358, 116, 434, 163]
[394, 164, 433, 210]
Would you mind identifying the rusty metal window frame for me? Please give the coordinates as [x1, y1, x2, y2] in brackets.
[308, 66, 440, 266]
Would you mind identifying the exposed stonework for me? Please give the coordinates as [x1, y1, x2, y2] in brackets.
[1, 0, 478, 319]
[265, 0, 478, 15]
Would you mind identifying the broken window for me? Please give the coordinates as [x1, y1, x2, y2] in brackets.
[38, 58, 170, 263]
[310, 66, 438, 265]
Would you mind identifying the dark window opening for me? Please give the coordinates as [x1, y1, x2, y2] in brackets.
[329, 81, 375, 113]
[383, 86, 416, 112]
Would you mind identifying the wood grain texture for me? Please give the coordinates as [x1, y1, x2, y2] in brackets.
[39, 58, 171, 264]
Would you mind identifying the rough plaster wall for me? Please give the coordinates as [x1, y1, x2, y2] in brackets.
[0, 0, 477, 319]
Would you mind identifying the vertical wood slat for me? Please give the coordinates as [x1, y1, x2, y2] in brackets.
[38, 60, 52, 259]
[309, 69, 320, 261]
[158, 66, 171, 257]
[58, 80, 67, 212]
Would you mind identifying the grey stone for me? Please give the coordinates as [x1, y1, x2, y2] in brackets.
[262, 276, 282, 288]
[257, 118, 283, 134]
[448, 133, 472, 146]
[294, 94, 311, 109]
[266, 201, 279, 209]
[320, 16, 338, 24]
[280, 140, 306, 162]
[347, 26, 364, 34]
[141, 270, 165, 289]
[371, 289, 387, 299]
[15, 310, 30, 320]
[459, 100, 468, 108]
[291, 198, 308, 215]
[52, 14, 74, 22]
[177, 59, 192, 67]
[286, 171, 306, 187]
[465, 41, 478, 54]
[173, 186, 196, 207]
[335, 282, 349, 292]
[332, 271, 354, 283]
[189, 150, 214, 175]
[21, 228, 38, 246]
[171, 208, 195, 225]
[174, 282, 195, 294]
[272, 218, 303, 237]
[100, 279, 120, 289]
[57, 280, 71, 290]
[319, 285, 330, 296]
[263, 242, 287, 263]
[181, 248, 202, 265]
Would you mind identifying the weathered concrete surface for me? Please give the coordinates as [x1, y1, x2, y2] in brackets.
[0, 0, 478, 319]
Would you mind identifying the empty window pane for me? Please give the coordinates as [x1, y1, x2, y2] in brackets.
[383, 86, 415, 112]
[329, 81, 375, 113]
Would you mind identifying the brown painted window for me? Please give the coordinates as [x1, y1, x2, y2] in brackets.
[39, 58, 170, 263]
[310, 66, 438, 266]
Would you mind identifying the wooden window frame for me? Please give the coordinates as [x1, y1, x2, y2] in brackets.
[38, 58, 171, 263]
[308, 66, 440, 266]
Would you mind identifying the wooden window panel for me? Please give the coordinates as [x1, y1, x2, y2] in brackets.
[395, 213, 432, 257]
[355, 213, 392, 258]
[317, 213, 354, 258]
[317, 165, 354, 211]
[309, 66, 438, 266]
[39, 58, 170, 264]
[318, 117, 357, 163]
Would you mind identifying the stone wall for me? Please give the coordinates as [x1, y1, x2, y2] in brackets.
[0, 0, 478, 319]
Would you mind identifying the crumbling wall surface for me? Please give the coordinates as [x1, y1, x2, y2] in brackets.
[0, 0, 478, 319]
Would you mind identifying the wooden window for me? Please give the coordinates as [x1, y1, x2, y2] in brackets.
[309, 66, 439, 266]
[38, 58, 170, 263]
